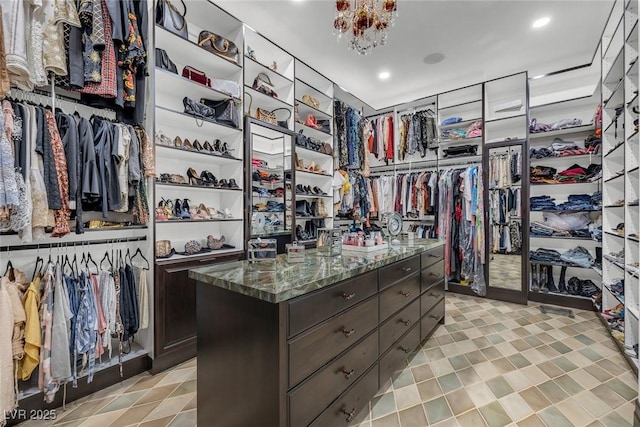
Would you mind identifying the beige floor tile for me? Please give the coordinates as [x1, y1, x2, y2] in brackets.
[456, 409, 488, 427]
[394, 384, 421, 410]
[502, 370, 532, 392]
[590, 384, 627, 409]
[397, 404, 427, 427]
[466, 382, 496, 408]
[556, 397, 597, 426]
[372, 413, 401, 427]
[573, 390, 610, 418]
[143, 395, 193, 422]
[155, 369, 196, 388]
[518, 387, 551, 412]
[78, 409, 126, 426]
[445, 389, 475, 416]
[475, 361, 501, 381]
[431, 358, 455, 377]
[417, 378, 442, 403]
[499, 393, 533, 423]
[516, 414, 545, 427]
[567, 369, 602, 390]
[431, 417, 460, 427]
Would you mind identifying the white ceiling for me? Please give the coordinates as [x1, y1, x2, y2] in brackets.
[216, 0, 613, 111]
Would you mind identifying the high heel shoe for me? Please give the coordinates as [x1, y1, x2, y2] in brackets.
[155, 131, 173, 146]
[201, 170, 218, 186]
[162, 198, 175, 220]
[156, 199, 168, 220]
[187, 168, 203, 186]
[193, 140, 204, 151]
[184, 138, 194, 150]
[203, 140, 215, 153]
[174, 136, 184, 148]
[306, 161, 316, 172]
[179, 199, 192, 219]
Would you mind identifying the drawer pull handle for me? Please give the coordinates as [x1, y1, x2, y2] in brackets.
[402, 267, 412, 272]
[342, 368, 355, 379]
[342, 328, 356, 338]
[428, 292, 439, 297]
[342, 292, 355, 301]
[399, 319, 411, 326]
[428, 272, 437, 278]
[429, 314, 439, 319]
[400, 290, 411, 297]
[342, 408, 356, 422]
[428, 254, 438, 258]
[400, 347, 412, 354]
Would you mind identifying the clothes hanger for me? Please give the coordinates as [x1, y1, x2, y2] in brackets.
[100, 250, 113, 271]
[3, 260, 14, 281]
[130, 247, 150, 270]
[86, 252, 98, 275]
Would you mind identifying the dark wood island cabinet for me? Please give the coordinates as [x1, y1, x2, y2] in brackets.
[190, 240, 445, 427]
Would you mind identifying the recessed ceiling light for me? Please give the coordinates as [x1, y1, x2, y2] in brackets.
[423, 53, 445, 65]
[378, 71, 391, 80]
[532, 17, 550, 29]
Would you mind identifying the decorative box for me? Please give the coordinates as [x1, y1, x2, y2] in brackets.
[317, 228, 342, 257]
[247, 238, 277, 268]
[286, 243, 305, 263]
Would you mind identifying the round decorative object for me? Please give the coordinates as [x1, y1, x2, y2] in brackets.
[387, 212, 402, 237]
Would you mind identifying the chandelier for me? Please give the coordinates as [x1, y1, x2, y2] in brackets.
[333, 0, 398, 55]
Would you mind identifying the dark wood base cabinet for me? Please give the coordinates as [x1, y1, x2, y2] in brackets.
[196, 245, 445, 426]
[153, 253, 242, 373]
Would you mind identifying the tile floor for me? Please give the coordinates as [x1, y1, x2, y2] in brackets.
[18, 293, 638, 427]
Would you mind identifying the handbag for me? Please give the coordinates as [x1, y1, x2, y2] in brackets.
[302, 94, 319, 109]
[156, 0, 188, 39]
[198, 31, 239, 65]
[252, 72, 277, 98]
[295, 130, 308, 148]
[182, 66, 211, 87]
[245, 93, 291, 128]
[183, 97, 216, 124]
[155, 240, 175, 259]
[200, 98, 239, 128]
[155, 48, 177, 74]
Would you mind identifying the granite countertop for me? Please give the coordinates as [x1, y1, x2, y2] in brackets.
[188, 239, 443, 303]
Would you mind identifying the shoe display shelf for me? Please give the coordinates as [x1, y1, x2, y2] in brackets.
[246, 118, 295, 247]
[154, 1, 245, 262]
[436, 84, 484, 164]
[293, 60, 334, 245]
[243, 26, 295, 132]
[527, 67, 602, 311]
[600, 0, 640, 373]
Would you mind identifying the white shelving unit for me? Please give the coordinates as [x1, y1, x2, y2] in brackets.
[527, 64, 602, 310]
[154, 2, 245, 260]
[293, 60, 334, 243]
[437, 84, 484, 163]
[601, 0, 639, 373]
[244, 27, 295, 131]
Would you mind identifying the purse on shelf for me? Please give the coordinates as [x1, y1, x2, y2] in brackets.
[200, 97, 239, 128]
[302, 94, 319, 109]
[155, 240, 175, 259]
[198, 31, 239, 65]
[182, 66, 211, 87]
[156, 0, 188, 39]
[155, 48, 177, 74]
[183, 96, 216, 125]
[252, 72, 278, 98]
[245, 93, 291, 128]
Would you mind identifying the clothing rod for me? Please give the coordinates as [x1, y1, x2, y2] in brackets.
[10, 86, 117, 115]
[0, 236, 147, 253]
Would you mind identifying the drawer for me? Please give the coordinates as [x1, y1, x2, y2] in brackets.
[421, 260, 444, 292]
[380, 298, 420, 353]
[421, 280, 444, 316]
[421, 245, 444, 268]
[289, 296, 378, 388]
[288, 271, 377, 337]
[289, 332, 378, 427]
[379, 323, 420, 386]
[309, 364, 379, 427]
[420, 300, 445, 343]
[379, 273, 420, 321]
[379, 256, 420, 290]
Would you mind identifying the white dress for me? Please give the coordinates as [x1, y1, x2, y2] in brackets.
[0, 0, 34, 90]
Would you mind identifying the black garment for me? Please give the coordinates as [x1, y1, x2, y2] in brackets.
[35, 107, 62, 210]
[58, 112, 84, 233]
[91, 117, 121, 217]
[120, 264, 140, 341]
[11, 102, 28, 179]
[77, 115, 100, 206]
[69, 23, 85, 89]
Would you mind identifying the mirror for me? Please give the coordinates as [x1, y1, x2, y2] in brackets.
[488, 145, 523, 290]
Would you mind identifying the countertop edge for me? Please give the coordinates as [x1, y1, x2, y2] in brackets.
[189, 240, 443, 303]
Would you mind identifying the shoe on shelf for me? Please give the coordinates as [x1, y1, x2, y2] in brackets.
[193, 140, 204, 151]
[174, 136, 184, 148]
[207, 235, 226, 250]
[184, 138, 194, 150]
[201, 170, 218, 187]
[187, 168, 203, 186]
[155, 131, 173, 146]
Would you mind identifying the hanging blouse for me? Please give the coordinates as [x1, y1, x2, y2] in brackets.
[0, 0, 32, 90]
[0, 5, 10, 97]
[43, 0, 81, 76]
[0, 102, 18, 211]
